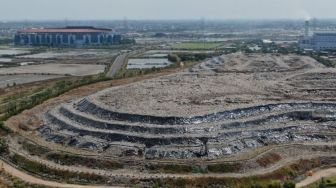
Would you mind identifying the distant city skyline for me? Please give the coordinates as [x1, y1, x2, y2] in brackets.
[1, 0, 336, 21]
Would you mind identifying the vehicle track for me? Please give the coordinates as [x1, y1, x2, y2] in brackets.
[296, 167, 336, 187]
[0, 160, 120, 188]
[9, 140, 336, 180]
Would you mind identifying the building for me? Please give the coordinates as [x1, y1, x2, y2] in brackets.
[299, 20, 336, 51]
[14, 26, 121, 47]
[299, 32, 336, 51]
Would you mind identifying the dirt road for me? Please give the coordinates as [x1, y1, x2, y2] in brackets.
[0, 160, 122, 188]
[296, 168, 336, 188]
[106, 53, 128, 78]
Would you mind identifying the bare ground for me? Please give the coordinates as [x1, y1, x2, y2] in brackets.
[95, 53, 329, 117]
[296, 168, 336, 188]
[5, 68, 180, 132]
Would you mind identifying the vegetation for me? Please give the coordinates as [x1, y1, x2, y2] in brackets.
[310, 54, 336, 67]
[146, 164, 195, 174]
[283, 180, 296, 188]
[120, 38, 136, 45]
[0, 138, 8, 155]
[177, 52, 214, 62]
[9, 154, 109, 184]
[146, 158, 322, 187]
[147, 163, 241, 174]
[305, 176, 336, 188]
[0, 121, 11, 135]
[46, 153, 123, 170]
[0, 73, 109, 121]
[151, 176, 283, 188]
[21, 141, 51, 156]
[0, 37, 12, 45]
[172, 42, 223, 50]
[11, 181, 47, 188]
[0, 172, 48, 188]
[114, 66, 164, 79]
[207, 163, 241, 173]
[167, 53, 181, 63]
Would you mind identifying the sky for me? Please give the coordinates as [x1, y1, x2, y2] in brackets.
[0, 0, 336, 21]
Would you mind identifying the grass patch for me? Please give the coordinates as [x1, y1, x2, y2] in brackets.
[146, 164, 195, 174]
[207, 163, 242, 173]
[151, 177, 283, 188]
[21, 141, 123, 170]
[0, 45, 10, 49]
[172, 42, 223, 50]
[304, 176, 336, 188]
[310, 54, 336, 68]
[146, 163, 242, 174]
[114, 66, 165, 79]
[21, 141, 50, 156]
[46, 153, 123, 170]
[0, 171, 48, 188]
[9, 154, 109, 185]
[148, 159, 322, 187]
[0, 121, 11, 135]
[0, 73, 110, 121]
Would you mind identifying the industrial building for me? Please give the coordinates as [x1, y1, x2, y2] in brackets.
[299, 20, 336, 51]
[14, 26, 121, 47]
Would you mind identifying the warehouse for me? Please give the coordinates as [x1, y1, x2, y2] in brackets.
[299, 32, 336, 51]
[299, 20, 336, 51]
[14, 26, 121, 47]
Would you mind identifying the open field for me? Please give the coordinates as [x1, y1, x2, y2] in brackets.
[0, 49, 31, 56]
[0, 48, 118, 87]
[0, 63, 105, 76]
[144, 50, 216, 54]
[20, 49, 117, 60]
[127, 58, 173, 69]
[172, 42, 223, 50]
[0, 74, 65, 88]
[0, 58, 12, 62]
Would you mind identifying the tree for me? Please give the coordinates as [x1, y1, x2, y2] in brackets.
[168, 53, 181, 63]
[283, 180, 295, 188]
[0, 138, 8, 155]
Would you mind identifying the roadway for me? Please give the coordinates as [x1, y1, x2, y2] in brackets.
[0, 160, 121, 188]
[106, 53, 128, 78]
[296, 168, 336, 187]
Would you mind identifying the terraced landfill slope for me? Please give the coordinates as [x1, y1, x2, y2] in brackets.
[39, 53, 336, 160]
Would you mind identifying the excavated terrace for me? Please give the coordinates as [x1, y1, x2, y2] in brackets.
[38, 53, 336, 159]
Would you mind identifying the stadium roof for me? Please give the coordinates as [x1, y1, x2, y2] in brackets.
[18, 26, 112, 33]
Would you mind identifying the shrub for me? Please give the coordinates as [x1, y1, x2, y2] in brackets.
[283, 180, 295, 188]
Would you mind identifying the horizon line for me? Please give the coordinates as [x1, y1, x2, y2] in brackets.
[2, 18, 336, 22]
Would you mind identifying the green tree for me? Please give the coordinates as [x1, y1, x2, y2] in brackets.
[283, 180, 295, 188]
[0, 138, 8, 155]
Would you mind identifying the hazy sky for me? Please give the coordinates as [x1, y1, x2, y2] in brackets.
[0, 0, 335, 20]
